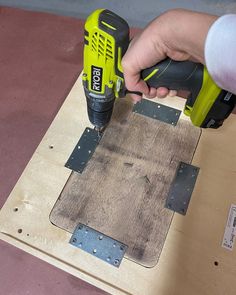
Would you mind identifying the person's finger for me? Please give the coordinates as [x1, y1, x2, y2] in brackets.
[169, 90, 178, 97]
[122, 59, 149, 95]
[145, 87, 157, 99]
[129, 93, 142, 103]
[156, 87, 169, 98]
[177, 90, 190, 98]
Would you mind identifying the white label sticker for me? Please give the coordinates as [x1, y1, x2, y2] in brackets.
[222, 204, 236, 251]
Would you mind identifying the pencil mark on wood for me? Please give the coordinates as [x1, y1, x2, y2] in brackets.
[144, 175, 151, 184]
[124, 162, 133, 167]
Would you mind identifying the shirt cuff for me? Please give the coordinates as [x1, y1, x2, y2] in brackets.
[205, 14, 236, 94]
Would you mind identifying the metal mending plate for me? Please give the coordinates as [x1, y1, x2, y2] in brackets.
[65, 127, 101, 173]
[69, 224, 128, 267]
[165, 162, 200, 215]
[133, 99, 181, 126]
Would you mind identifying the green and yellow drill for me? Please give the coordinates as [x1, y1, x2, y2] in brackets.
[83, 9, 236, 130]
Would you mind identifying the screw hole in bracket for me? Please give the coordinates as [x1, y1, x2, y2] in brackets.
[70, 223, 127, 267]
[65, 128, 101, 173]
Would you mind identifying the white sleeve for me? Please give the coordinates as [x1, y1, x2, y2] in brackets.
[205, 14, 236, 94]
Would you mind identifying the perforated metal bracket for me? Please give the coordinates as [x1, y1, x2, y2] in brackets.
[133, 99, 181, 126]
[69, 224, 127, 267]
[165, 162, 200, 215]
[65, 127, 101, 173]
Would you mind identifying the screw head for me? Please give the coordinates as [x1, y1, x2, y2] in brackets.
[114, 259, 119, 266]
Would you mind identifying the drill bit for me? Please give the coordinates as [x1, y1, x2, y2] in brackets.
[94, 125, 106, 139]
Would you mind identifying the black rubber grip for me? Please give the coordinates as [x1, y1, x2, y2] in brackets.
[141, 58, 204, 103]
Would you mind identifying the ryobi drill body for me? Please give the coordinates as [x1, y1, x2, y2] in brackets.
[83, 9, 236, 130]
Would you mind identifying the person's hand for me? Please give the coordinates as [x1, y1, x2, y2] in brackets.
[122, 9, 217, 102]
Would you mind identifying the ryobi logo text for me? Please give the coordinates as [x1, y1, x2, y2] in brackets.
[91, 66, 103, 92]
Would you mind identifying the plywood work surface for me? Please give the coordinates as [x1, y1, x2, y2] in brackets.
[0, 73, 236, 295]
[50, 99, 200, 267]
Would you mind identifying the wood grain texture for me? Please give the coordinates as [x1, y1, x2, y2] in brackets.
[0, 73, 236, 295]
[50, 98, 201, 267]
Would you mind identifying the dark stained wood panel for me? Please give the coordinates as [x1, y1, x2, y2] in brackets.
[50, 99, 201, 267]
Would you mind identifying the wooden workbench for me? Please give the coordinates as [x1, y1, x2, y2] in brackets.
[0, 73, 236, 295]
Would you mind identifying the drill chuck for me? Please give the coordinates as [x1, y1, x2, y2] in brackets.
[84, 84, 115, 128]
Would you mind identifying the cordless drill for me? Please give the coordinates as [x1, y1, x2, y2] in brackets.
[83, 9, 236, 130]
